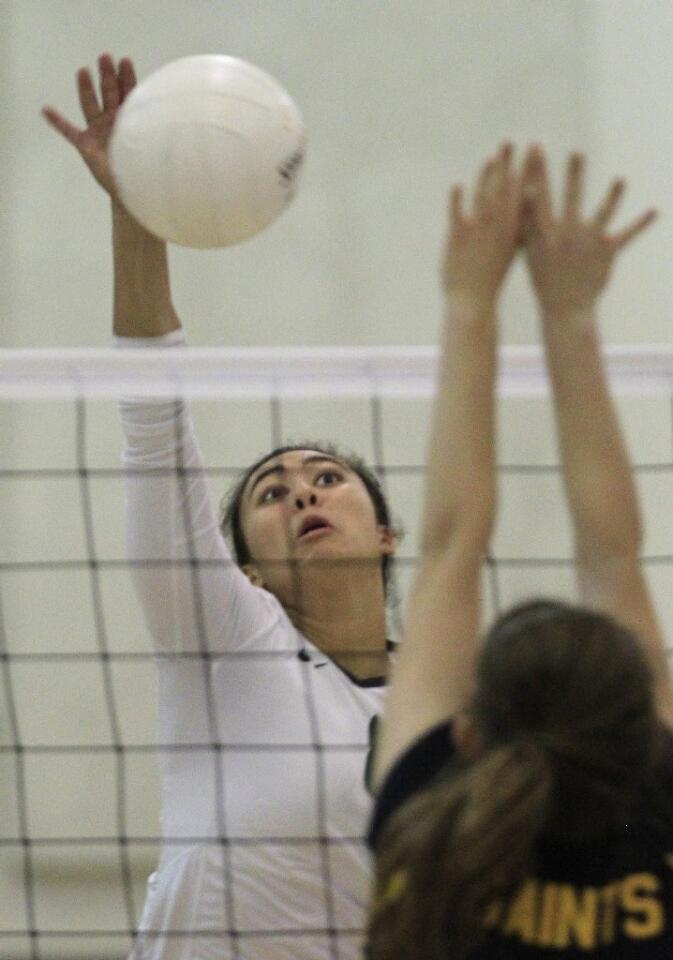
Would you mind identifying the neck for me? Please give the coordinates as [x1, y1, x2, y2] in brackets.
[280, 564, 389, 681]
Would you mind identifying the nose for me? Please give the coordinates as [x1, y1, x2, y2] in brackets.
[295, 491, 318, 510]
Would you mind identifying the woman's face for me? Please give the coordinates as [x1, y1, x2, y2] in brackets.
[239, 449, 395, 594]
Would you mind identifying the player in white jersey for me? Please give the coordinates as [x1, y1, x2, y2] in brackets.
[43, 54, 396, 959]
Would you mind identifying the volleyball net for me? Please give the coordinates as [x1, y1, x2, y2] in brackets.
[1, 345, 673, 959]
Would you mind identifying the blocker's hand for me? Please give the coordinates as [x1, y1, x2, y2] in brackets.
[441, 142, 522, 310]
[42, 53, 137, 203]
[520, 145, 658, 317]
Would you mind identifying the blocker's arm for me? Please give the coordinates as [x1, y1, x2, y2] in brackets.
[372, 144, 520, 790]
[521, 147, 673, 729]
[543, 316, 673, 729]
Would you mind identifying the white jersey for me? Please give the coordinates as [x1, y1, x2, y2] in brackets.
[118, 334, 385, 960]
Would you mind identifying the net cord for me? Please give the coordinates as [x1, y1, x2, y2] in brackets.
[1, 345, 673, 398]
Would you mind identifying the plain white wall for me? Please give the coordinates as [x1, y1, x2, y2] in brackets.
[2, 2, 673, 957]
[588, 0, 673, 337]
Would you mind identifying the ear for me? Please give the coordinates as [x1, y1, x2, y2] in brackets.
[451, 712, 483, 760]
[378, 525, 398, 556]
[241, 563, 266, 588]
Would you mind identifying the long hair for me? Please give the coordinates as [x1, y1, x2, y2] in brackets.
[219, 441, 400, 597]
[370, 599, 665, 960]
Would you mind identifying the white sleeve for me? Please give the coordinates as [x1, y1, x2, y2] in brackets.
[117, 333, 282, 654]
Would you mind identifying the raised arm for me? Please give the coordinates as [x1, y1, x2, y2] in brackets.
[521, 146, 673, 728]
[43, 53, 180, 338]
[372, 144, 521, 788]
[43, 56, 280, 655]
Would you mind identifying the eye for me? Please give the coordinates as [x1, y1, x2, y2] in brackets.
[316, 469, 343, 487]
[258, 483, 287, 504]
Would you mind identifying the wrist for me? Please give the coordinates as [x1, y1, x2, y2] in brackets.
[111, 198, 133, 223]
[541, 311, 603, 370]
[111, 201, 163, 244]
[445, 292, 497, 323]
[540, 303, 598, 334]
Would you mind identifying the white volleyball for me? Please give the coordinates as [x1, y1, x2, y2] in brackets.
[110, 55, 305, 248]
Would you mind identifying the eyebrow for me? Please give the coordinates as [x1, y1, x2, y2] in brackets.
[246, 455, 346, 501]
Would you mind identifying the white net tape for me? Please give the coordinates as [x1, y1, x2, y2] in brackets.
[2, 344, 673, 398]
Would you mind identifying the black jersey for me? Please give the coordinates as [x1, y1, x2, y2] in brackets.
[369, 721, 673, 958]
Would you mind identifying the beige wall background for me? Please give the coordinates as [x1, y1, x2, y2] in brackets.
[5, 0, 673, 349]
[8, 0, 672, 352]
[1, 1, 672, 957]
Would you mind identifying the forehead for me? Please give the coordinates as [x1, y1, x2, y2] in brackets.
[244, 449, 350, 494]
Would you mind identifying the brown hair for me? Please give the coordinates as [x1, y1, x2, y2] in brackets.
[369, 599, 665, 960]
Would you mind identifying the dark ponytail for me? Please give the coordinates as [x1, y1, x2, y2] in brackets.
[369, 600, 663, 960]
[370, 740, 552, 960]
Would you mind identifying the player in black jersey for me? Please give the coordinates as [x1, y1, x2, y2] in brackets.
[368, 143, 673, 960]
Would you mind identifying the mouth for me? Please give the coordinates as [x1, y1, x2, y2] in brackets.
[297, 516, 334, 540]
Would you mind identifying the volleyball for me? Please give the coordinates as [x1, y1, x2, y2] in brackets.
[109, 55, 305, 248]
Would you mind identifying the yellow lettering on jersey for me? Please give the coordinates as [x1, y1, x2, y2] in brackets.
[538, 882, 559, 947]
[484, 870, 667, 949]
[599, 881, 622, 944]
[502, 880, 538, 944]
[621, 874, 664, 939]
[552, 884, 598, 949]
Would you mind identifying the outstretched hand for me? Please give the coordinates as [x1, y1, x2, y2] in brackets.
[42, 53, 137, 203]
[442, 142, 521, 311]
[520, 145, 657, 317]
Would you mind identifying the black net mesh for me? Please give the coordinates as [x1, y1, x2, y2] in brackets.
[0, 346, 672, 959]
